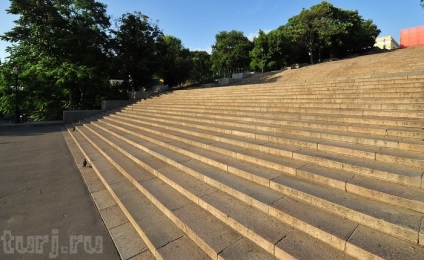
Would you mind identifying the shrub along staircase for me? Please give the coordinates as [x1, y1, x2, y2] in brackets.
[65, 47, 424, 259]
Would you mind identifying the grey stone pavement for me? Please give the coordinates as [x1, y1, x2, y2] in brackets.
[0, 125, 120, 259]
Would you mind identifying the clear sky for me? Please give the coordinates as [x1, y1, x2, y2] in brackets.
[0, 0, 423, 61]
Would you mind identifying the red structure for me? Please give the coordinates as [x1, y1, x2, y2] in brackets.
[400, 25, 424, 48]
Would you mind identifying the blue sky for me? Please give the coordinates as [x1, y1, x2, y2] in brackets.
[0, 0, 423, 61]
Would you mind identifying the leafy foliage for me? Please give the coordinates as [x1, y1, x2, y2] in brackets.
[1, 0, 113, 120]
[156, 35, 192, 87]
[0, 0, 385, 121]
[211, 30, 253, 76]
[111, 12, 163, 89]
[190, 51, 212, 84]
[286, 1, 380, 64]
[250, 27, 299, 72]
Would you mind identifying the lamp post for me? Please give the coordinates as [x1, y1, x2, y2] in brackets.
[13, 67, 20, 124]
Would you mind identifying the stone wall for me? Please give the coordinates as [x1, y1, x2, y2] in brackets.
[63, 84, 169, 123]
[63, 110, 102, 123]
[101, 100, 131, 111]
[129, 85, 169, 101]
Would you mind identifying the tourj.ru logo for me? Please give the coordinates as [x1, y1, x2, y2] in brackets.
[1, 229, 103, 258]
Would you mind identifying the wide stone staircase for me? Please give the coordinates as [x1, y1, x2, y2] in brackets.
[64, 46, 424, 259]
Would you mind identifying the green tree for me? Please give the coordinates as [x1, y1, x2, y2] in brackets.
[250, 27, 299, 72]
[111, 11, 163, 90]
[211, 30, 253, 77]
[268, 26, 300, 68]
[156, 35, 192, 87]
[287, 1, 342, 64]
[250, 30, 268, 72]
[190, 50, 212, 84]
[1, 0, 112, 120]
[286, 1, 380, 63]
[333, 10, 380, 56]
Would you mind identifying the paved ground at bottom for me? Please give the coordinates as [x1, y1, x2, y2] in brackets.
[0, 126, 120, 260]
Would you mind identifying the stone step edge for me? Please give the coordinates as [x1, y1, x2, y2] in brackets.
[140, 97, 424, 105]
[87, 120, 422, 245]
[237, 72, 424, 83]
[153, 93, 424, 100]
[134, 104, 424, 119]
[120, 108, 424, 143]
[227, 72, 424, 88]
[127, 105, 424, 130]
[79, 122, 384, 259]
[121, 109, 424, 154]
[101, 115, 424, 194]
[117, 110, 423, 167]
[138, 101, 424, 111]
[168, 87, 424, 96]
[76, 123, 300, 259]
[61, 126, 153, 260]
[230, 80, 424, 91]
[66, 125, 184, 259]
[99, 117, 424, 214]
[184, 77, 424, 92]
[168, 84, 424, 92]
[147, 89, 424, 98]
[73, 126, 235, 259]
[117, 109, 424, 152]
[177, 92, 424, 100]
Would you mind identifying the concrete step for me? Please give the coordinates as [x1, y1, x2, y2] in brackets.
[85, 119, 424, 247]
[75, 121, 424, 259]
[74, 122, 351, 259]
[110, 112, 424, 168]
[63, 126, 155, 260]
[126, 107, 424, 152]
[178, 81, 424, 92]
[122, 107, 424, 141]
[162, 92, 424, 100]
[129, 103, 424, 128]
[172, 76, 424, 94]
[167, 84, 424, 98]
[182, 91, 424, 100]
[134, 103, 424, 119]
[143, 94, 424, 104]
[126, 104, 424, 130]
[158, 85, 424, 96]
[67, 127, 212, 259]
[65, 60, 424, 259]
[96, 116, 424, 212]
[144, 100, 424, 111]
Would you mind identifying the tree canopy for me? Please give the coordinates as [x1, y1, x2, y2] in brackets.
[190, 51, 212, 84]
[156, 35, 192, 87]
[0, 0, 387, 122]
[111, 11, 163, 90]
[283, 1, 380, 64]
[1, 0, 113, 121]
[211, 30, 253, 76]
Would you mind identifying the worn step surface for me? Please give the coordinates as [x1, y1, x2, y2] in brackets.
[67, 120, 424, 259]
[70, 123, 355, 259]
[86, 119, 424, 245]
[73, 117, 421, 258]
[101, 114, 424, 194]
[111, 110, 424, 167]
[64, 46, 424, 259]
